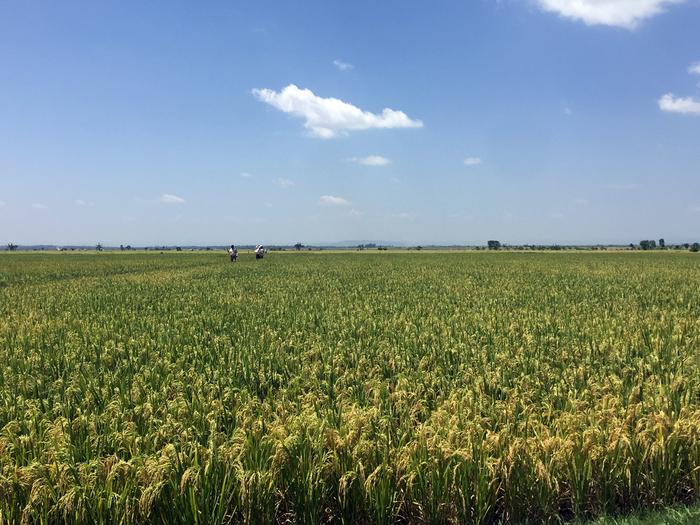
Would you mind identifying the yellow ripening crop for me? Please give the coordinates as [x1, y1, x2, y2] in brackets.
[0, 251, 699, 524]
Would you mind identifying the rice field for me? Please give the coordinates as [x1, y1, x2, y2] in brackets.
[0, 251, 699, 524]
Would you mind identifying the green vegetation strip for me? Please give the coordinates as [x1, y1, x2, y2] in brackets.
[1, 252, 699, 524]
[581, 503, 700, 524]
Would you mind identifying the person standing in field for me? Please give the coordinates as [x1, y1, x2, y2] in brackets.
[228, 244, 237, 262]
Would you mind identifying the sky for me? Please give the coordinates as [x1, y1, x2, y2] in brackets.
[1, 0, 699, 246]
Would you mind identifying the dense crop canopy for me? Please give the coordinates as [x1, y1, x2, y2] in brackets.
[0, 251, 699, 524]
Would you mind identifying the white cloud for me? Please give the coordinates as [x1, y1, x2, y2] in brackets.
[319, 195, 349, 206]
[348, 155, 392, 166]
[240, 172, 253, 178]
[252, 84, 423, 138]
[535, 0, 683, 29]
[550, 212, 564, 219]
[349, 208, 363, 216]
[392, 212, 413, 219]
[688, 62, 700, 75]
[464, 157, 482, 166]
[689, 206, 700, 214]
[31, 203, 48, 209]
[160, 193, 185, 204]
[658, 93, 700, 115]
[333, 59, 354, 71]
[574, 198, 589, 205]
[75, 199, 95, 207]
[564, 106, 573, 116]
[275, 178, 294, 188]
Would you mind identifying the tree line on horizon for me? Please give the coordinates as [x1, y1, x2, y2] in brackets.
[4, 239, 700, 252]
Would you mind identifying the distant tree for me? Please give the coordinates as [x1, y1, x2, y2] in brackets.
[96, 243, 103, 252]
[120, 244, 124, 251]
[126, 245, 132, 250]
[6, 243, 18, 251]
[659, 238, 665, 249]
[487, 240, 501, 250]
[176, 247, 182, 251]
[691, 243, 700, 253]
[639, 240, 656, 250]
[416, 245, 423, 251]
[294, 242, 304, 251]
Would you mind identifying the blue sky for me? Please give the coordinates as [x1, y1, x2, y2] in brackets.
[1, 0, 699, 246]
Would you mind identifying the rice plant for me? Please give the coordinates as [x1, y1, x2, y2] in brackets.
[0, 251, 698, 523]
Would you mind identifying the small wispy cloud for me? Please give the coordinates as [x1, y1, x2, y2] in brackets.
[464, 157, 482, 166]
[31, 203, 48, 210]
[550, 212, 564, 220]
[658, 93, 700, 115]
[275, 178, 294, 188]
[75, 199, 95, 207]
[160, 194, 185, 204]
[319, 195, 349, 206]
[574, 198, 589, 206]
[348, 155, 392, 166]
[252, 84, 423, 138]
[688, 62, 700, 75]
[392, 212, 413, 219]
[333, 59, 354, 71]
[240, 172, 254, 178]
[564, 107, 573, 116]
[349, 209, 363, 216]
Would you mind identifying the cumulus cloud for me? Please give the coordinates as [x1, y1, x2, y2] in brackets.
[348, 155, 392, 166]
[687, 62, 700, 75]
[464, 157, 482, 166]
[535, 0, 683, 29]
[319, 195, 349, 206]
[252, 84, 423, 138]
[160, 194, 185, 204]
[333, 59, 354, 71]
[658, 93, 700, 115]
[240, 172, 253, 178]
[275, 178, 294, 188]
